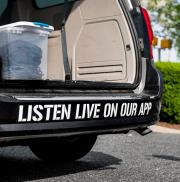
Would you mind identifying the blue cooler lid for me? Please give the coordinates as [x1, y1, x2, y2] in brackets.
[0, 21, 54, 32]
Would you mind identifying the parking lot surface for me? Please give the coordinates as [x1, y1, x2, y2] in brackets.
[0, 132, 180, 182]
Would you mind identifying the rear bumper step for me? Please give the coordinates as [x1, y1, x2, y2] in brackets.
[0, 117, 157, 144]
[0, 93, 161, 142]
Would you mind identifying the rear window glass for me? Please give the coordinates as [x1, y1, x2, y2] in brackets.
[0, 0, 8, 15]
[35, 0, 75, 8]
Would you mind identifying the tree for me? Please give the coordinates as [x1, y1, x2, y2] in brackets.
[146, 0, 180, 55]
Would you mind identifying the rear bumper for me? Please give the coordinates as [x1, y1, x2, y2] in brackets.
[0, 61, 163, 143]
[0, 94, 161, 143]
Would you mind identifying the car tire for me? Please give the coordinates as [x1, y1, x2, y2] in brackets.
[29, 135, 97, 162]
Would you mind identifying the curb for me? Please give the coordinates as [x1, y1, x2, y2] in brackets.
[150, 125, 180, 134]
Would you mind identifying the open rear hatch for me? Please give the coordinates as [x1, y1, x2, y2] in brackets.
[0, 0, 141, 90]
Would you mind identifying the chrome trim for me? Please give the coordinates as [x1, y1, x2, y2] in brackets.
[134, 58, 147, 94]
[125, 0, 134, 10]
[14, 95, 143, 101]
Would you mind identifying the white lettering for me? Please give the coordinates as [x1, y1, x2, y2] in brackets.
[62, 104, 71, 120]
[104, 103, 111, 118]
[139, 103, 144, 115]
[53, 105, 61, 120]
[32, 105, 43, 122]
[75, 104, 101, 120]
[18, 105, 27, 122]
[44, 105, 54, 121]
[75, 104, 82, 119]
[120, 103, 127, 117]
[132, 103, 138, 116]
[94, 104, 101, 118]
[27, 105, 33, 122]
[120, 103, 138, 117]
[104, 103, 118, 118]
[138, 102, 152, 116]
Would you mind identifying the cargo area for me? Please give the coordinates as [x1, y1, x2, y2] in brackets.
[0, 0, 139, 87]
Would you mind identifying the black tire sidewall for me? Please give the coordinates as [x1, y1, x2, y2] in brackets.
[29, 135, 97, 162]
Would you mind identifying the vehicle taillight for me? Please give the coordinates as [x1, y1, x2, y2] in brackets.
[140, 7, 154, 59]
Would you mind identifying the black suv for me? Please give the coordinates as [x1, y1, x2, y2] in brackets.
[0, 0, 163, 162]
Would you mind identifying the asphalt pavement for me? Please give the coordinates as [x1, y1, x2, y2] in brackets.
[0, 131, 180, 182]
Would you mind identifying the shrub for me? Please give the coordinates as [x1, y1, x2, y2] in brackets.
[155, 62, 180, 124]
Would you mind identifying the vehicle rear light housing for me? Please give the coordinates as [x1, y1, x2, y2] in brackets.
[140, 7, 154, 59]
